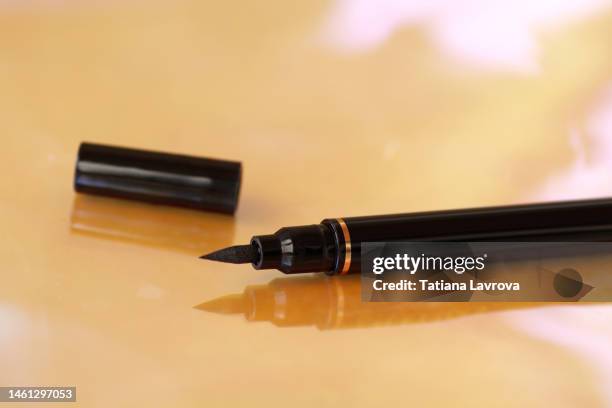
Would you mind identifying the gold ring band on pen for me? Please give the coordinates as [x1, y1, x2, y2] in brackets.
[337, 218, 352, 275]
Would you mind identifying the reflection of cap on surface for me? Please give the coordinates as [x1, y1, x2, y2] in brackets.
[70, 194, 235, 255]
[74, 142, 242, 214]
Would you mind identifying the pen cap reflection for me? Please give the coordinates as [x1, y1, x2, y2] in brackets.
[70, 195, 235, 255]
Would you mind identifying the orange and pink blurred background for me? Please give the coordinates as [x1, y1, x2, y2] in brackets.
[2, 0, 612, 406]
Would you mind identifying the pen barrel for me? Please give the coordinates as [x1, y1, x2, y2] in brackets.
[323, 198, 612, 275]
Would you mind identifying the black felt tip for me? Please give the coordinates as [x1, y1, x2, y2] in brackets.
[200, 244, 257, 264]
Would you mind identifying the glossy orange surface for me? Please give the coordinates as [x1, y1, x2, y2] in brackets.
[2, 1, 612, 406]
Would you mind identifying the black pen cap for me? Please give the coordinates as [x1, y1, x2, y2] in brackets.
[74, 142, 242, 214]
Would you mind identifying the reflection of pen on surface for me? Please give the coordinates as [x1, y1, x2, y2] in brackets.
[70, 195, 235, 255]
[196, 275, 546, 330]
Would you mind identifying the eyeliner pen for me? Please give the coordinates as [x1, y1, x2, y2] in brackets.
[200, 197, 612, 275]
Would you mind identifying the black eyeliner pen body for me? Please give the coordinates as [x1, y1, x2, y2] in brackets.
[222, 197, 612, 275]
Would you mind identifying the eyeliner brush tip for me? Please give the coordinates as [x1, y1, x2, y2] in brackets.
[200, 244, 257, 264]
